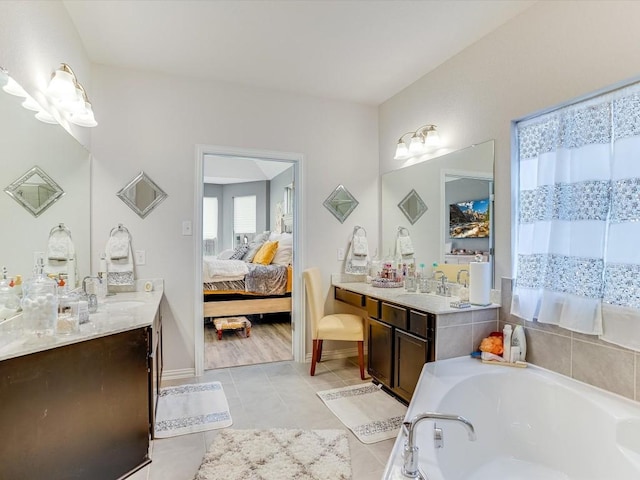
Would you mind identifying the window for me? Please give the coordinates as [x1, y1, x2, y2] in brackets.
[512, 81, 640, 351]
[203, 196, 218, 255]
[233, 195, 256, 245]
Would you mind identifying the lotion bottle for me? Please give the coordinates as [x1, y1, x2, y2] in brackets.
[502, 324, 512, 362]
[512, 325, 527, 361]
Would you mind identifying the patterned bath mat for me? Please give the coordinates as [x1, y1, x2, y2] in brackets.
[316, 383, 406, 444]
[154, 382, 232, 438]
[194, 429, 351, 480]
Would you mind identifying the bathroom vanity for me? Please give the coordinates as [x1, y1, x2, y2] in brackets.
[0, 281, 163, 480]
[333, 281, 498, 403]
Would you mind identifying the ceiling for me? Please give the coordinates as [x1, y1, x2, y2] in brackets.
[63, 0, 535, 106]
[203, 155, 293, 184]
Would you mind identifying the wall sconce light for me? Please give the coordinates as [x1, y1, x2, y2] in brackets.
[44, 63, 97, 127]
[394, 124, 441, 160]
[0, 66, 28, 97]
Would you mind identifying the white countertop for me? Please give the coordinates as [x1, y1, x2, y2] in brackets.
[332, 280, 499, 315]
[0, 280, 163, 362]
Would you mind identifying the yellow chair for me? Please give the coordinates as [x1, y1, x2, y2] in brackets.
[303, 268, 366, 380]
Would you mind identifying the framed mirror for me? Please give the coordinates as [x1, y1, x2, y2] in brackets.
[398, 189, 427, 224]
[4, 166, 64, 217]
[323, 184, 358, 223]
[382, 140, 495, 284]
[117, 171, 168, 218]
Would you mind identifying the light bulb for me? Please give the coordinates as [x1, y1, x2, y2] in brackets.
[409, 134, 424, 155]
[424, 127, 440, 147]
[394, 141, 409, 160]
[46, 68, 77, 102]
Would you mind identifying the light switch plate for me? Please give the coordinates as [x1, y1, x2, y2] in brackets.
[182, 220, 192, 236]
[134, 250, 146, 265]
[337, 248, 345, 261]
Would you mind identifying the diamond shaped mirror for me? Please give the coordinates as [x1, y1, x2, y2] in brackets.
[4, 166, 64, 217]
[398, 189, 427, 224]
[117, 171, 168, 219]
[323, 184, 359, 223]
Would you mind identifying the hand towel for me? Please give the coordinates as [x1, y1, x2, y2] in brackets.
[106, 236, 130, 260]
[105, 233, 134, 286]
[397, 236, 414, 256]
[352, 235, 369, 257]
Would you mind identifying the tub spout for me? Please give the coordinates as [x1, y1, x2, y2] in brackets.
[401, 412, 476, 478]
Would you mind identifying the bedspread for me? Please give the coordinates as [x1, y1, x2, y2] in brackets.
[244, 264, 288, 295]
[203, 256, 248, 282]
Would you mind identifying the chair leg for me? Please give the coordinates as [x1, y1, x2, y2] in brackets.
[310, 339, 319, 376]
[357, 341, 365, 380]
[316, 339, 324, 362]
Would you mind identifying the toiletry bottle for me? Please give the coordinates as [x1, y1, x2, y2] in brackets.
[13, 275, 22, 297]
[502, 324, 512, 362]
[97, 253, 108, 299]
[67, 254, 76, 289]
[512, 325, 526, 361]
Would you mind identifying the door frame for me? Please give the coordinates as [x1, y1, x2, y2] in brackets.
[194, 144, 305, 376]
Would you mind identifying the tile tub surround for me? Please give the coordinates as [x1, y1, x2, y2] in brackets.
[501, 277, 640, 402]
[0, 279, 163, 361]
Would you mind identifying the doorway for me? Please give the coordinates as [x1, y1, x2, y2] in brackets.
[194, 145, 304, 376]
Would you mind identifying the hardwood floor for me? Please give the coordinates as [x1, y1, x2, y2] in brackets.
[204, 315, 293, 370]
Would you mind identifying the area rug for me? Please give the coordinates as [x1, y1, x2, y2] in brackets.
[316, 383, 406, 444]
[154, 382, 232, 438]
[194, 429, 351, 480]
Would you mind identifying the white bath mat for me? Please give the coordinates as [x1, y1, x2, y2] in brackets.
[154, 382, 232, 438]
[194, 429, 351, 480]
[316, 383, 406, 444]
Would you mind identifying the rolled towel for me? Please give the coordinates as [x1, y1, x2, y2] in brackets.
[107, 236, 130, 260]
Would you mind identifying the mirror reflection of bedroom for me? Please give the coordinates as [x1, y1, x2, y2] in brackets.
[202, 155, 294, 370]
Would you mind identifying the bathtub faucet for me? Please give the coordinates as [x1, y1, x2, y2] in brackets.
[401, 412, 476, 478]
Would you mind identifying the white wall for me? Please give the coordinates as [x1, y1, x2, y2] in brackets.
[90, 65, 379, 372]
[0, 1, 92, 148]
[379, 0, 640, 283]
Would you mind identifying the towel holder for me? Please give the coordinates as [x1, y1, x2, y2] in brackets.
[109, 223, 130, 237]
[49, 223, 73, 239]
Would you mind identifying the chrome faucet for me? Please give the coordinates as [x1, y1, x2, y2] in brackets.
[456, 269, 469, 286]
[401, 412, 476, 478]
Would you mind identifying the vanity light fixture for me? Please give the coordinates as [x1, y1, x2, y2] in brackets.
[42, 63, 98, 127]
[0, 66, 28, 97]
[394, 124, 441, 160]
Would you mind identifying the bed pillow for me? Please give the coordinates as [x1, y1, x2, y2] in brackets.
[253, 240, 279, 265]
[270, 233, 293, 266]
[242, 231, 271, 262]
[229, 244, 249, 260]
[217, 249, 235, 260]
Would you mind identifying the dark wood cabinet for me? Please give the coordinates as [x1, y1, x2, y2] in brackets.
[336, 287, 436, 402]
[367, 317, 393, 386]
[394, 330, 429, 402]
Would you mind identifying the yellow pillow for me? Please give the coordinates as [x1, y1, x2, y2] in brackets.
[253, 240, 279, 265]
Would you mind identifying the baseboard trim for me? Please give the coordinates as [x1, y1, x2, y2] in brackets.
[161, 368, 196, 381]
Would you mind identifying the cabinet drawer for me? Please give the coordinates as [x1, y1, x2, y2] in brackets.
[381, 302, 408, 330]
[366, 297, 380, 319]
[335, 288, 365, 307]
[409, 310, 436, 339]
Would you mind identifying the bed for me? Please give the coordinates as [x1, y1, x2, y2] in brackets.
[203, 232, 293, 319]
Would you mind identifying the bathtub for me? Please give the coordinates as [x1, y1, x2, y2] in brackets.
[383, 356, 640, 480]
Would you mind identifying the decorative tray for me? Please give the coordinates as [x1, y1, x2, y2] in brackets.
[371, 278, 403, 288]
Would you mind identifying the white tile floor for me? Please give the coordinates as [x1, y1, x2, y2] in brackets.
[129, 357, 395, 480]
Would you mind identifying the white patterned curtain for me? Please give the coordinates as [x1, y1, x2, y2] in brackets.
[512, 82, 640, 349]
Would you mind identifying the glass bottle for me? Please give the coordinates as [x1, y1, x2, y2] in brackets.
[57, 285, 80, 335]
[22, 259, 58, 337]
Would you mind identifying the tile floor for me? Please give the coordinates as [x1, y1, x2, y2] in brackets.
[129, 357, 395, 480]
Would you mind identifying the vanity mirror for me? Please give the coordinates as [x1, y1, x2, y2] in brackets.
[323, 184, 359, 223]
[0, 75, 91, 283]
[381, 140, 494, 284]
[117, 171, 168, 219]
